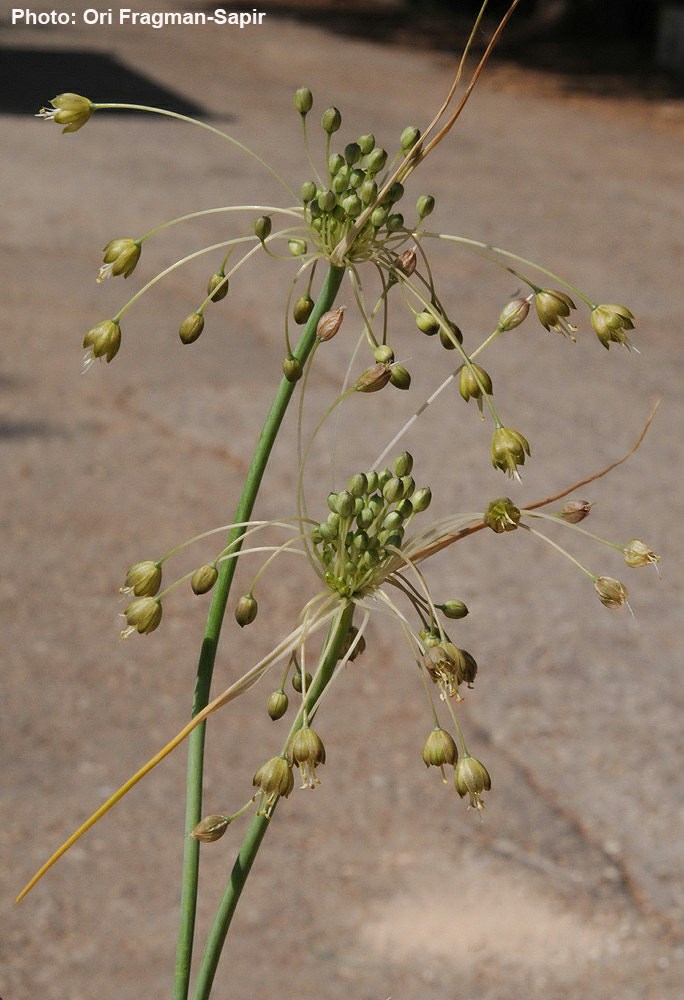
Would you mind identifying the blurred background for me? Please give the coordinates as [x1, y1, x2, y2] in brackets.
[1, 2, 682, 999]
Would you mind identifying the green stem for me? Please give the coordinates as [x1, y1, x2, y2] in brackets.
[190, 601, 355, 1000]
[172, 263, 345, 1000]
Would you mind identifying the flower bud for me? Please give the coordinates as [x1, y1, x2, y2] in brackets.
[364, 147, 387, 175]
[294, 86, 313, 115]
[354, 363, 392, 393]
[623, 539, 660, 570]
[400, 125, 421, 151]
[122, 597, 162, 637]
[179, 312, 204, 345]
[342, 194, 363, 218]
[207, 272, 229, 302]
[283, 355, 303, 382]
[439, 322, 463, 350]
[300, 180, 317, 203]
[423, 727, 458, 771]
[483, 497, 521, 533]
[191, 563, 218, 595]
[98, 238, 141, 282]
[293, 295, 314, 325]
[190, 815, 230, 843]
[122, 560, 162, 597]
[291, 670, 312, 693]
[412, 487, 432, 512]
[386, 213, 404, 233]
[437, 600, 469, 620]
[415, 311, 440, 336]
[370, 206, 388, 228]
[395, 247, 417, 277]
[491, 426, 531, 480]
[560, 500, 592, 523]
[373, 345, 394, 364]
[359, 178, 378, 206]
[357, 133, 375, 155]
[498, 297, 530, 331]
[37, 92, 93, 133]
[267, 689, 289, 721]
[534, 289, 577, 339]
[348, 472, 368, 497]
[591, 304, 635, 350]
[288, 238, 307, 257]
[344, 141, 361, 165]
[287, 726, 326, 788]
[393, 452, 413, 477]
[83, 319, 121, 365]
[455, 753, 491, 811]
[416, 194, 435, 219]
[459, 363, 493, 411]
[390, 364, 411, 390]
[594, 576, 629, 609]
[235, 593, 258, 627]
[254, 215, 272, 242]
[321, 106, 341, 134]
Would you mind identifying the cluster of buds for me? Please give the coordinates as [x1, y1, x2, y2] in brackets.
[311, 452, 431, 599]
[295, 88, 432, 263]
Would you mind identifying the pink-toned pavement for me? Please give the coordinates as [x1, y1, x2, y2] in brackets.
[1, 4, 683, 999]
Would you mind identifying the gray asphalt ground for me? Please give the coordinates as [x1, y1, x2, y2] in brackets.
[1, 3, 683, 999]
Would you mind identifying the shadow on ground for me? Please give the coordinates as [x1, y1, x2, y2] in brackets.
[0, 46, 214, 117]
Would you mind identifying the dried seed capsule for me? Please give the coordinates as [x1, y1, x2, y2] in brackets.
[354, 363, 392, 393]
[560, 500, 592, 523]
[498, 297, 530, 331]
[623, 539, 660, 570]
[317, 306, 345, 342]
[190, 815, 231, 843]
[594, 576, 629, 609]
